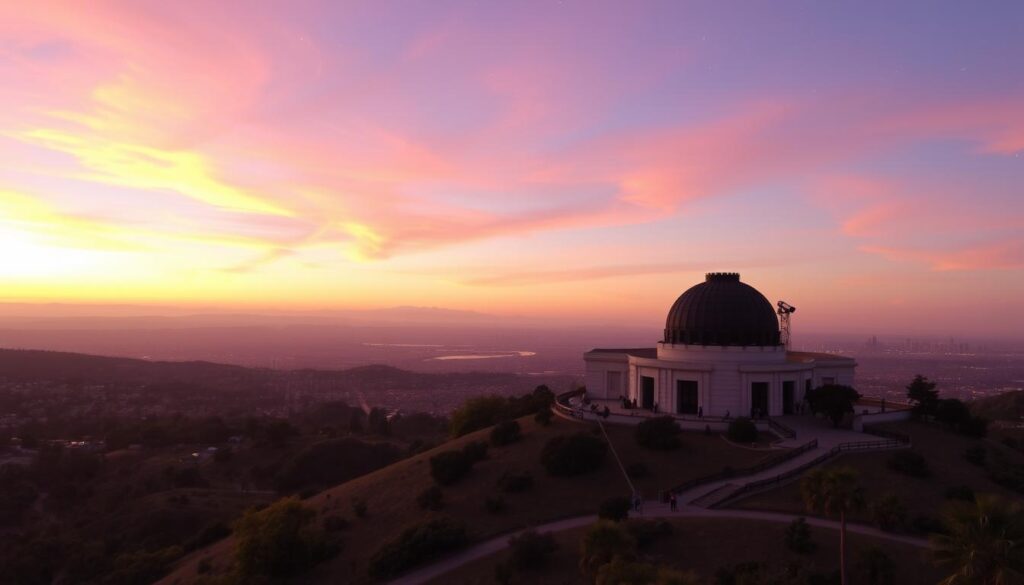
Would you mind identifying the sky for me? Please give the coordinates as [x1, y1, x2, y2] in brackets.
[1, 1, 1023, 337]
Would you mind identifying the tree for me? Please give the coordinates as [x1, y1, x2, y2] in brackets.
[805, 384, 861, 427]
[449, 395, 509, 437]
[935, 399, 971, 430]
[854, 547, 896, 585]
[931, 494, 1024, 585]
[870, 493, 908, 531]
[234, 497, 334, 578]
[595, 557, 700, 585]
[579, 520, 636, 576]
[785, 517, 816, 554]
[906, 375, 939, 417]
[800, 467, 864, 585]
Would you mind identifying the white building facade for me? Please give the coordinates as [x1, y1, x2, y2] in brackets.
[584, 273, 855, 418]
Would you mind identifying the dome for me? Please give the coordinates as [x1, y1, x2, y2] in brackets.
[664, 273, 780, 346]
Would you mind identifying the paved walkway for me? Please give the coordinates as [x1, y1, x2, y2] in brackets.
[387, 504, 930, 585]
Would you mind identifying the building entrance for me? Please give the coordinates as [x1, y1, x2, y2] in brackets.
[641, 376, 655, 409]
[676, 380, 698, 415]
[751, 382, 769, 417]
[782, 381, 795, 415]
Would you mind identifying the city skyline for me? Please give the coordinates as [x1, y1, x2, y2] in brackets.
[2, 1, 1024, 337]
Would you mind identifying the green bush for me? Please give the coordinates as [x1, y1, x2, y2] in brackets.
[625, 519, 673, 547]
[485, 495, 507, 514]
[351, 497, 368, 518]
[508, 529, 558, 570]
[886, 451, 930, 478]
[870, 493, 907, 531]
[541, 433, 607, 476]
[416, 486, 444, 511]
[598, 496, 631, 522]
[634, 416, 682, 450]
[579, 520, 637, 576]
[964, 445, 987, 467]
[854, 546, 896, 585]
[497, 471, 534, 493]
[368, 518, 467, 580]
[234, 497, 336, 579]
[727, 418, 758, 443]
[534, 408, 553, 426]
[490, 420, 522, 446]
[462, 440, 489, 463]
[429, 451, 474, 486]
[784, 517, 816, 554]
[944, 485, 975, 502]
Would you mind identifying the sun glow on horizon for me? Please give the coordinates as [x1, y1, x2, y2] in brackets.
[0, 1, 1023, 336]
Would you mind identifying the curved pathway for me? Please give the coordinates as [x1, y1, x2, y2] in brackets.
[386, 504, 930, 585]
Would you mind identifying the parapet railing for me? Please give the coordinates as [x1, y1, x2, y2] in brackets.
[669, 438, 818, 496]
[712, 436, 909, 508]
[862, 425, 913, 445]
[767, 417, 796, 439]
[552, 388, 586, 419]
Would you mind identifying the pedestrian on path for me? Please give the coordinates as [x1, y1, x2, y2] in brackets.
[669, 492, 678, 512]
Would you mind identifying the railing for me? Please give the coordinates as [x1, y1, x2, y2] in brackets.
[767, 418, 796, 439]
[713, 437, 908, 507]
[863, 425, 912, 445]
[670, 438, 818, 495]
[552, 388, 586, 419]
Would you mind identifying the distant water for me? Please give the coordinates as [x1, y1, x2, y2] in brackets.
[429, 351, 537, 361]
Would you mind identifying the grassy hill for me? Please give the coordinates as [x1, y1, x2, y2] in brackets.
[971, 390, 1024, 422]
[431, 517, 944, 585]
[733, 420, 1024, 529]
[158, 415, 773, 584]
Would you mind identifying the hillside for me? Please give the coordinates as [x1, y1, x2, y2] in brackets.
[971, 389, 1024, 422]
[158, 414, 773, 584]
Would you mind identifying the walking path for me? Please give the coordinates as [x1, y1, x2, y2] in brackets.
[386, 504, 930, 585]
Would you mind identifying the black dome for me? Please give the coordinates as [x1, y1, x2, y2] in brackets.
[664, 273, 780, 346]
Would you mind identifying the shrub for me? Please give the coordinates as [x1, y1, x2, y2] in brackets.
[235, 497, 336, 579]
[784, 517, 816, 554]
[368, 518, 467, 580]
[429, 451, 474, 486]
[598, 496, 631, 522]
[541, 433, 607, 476]
[960, 416, 989, 438]
[964, 445, 987, 467]
[484, 495, 507, 514]
[944, 485, 975, 502]
[416, 486, 444, 511]
[806, 384, 862, 426]
[323, 515, 349, 532]
[490, 420, 522, 446]
[634, 416, 683, 450]
[625, 519, 673, 547]
[579, 520, 636, 575]
[935, 399, 971, 429]
[508, 529, 558, 570]
[886, 451, 930, 478]
[462, 440, 489, 463]
[626, 462, 650, 478]
[870, 493, 907, 531]
[910, 514, 945, 535]
[534, 408, 553, 426]
[450, 396, 510, 437]
[854, 546, 896, 585]
[107, 546, 184, 585]
[351, 497, 368, 518]
[184, 521, 230, 551]
[497, 471, 534, 494]
[727, 418, 758, 443]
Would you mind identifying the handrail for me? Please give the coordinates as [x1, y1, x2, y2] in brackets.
[767, 418, 796, 439]
[713, 437, 908, 507]
[670, 438, 818, 495]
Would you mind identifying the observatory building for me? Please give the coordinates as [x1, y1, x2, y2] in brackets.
[583, 273, 855, 418]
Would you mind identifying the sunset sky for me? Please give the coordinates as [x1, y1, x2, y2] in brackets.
[2, 1, 1023, 337]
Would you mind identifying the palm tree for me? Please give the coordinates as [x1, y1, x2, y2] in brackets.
[931, 494, 1024, 584]
[800, 466, 864, 585]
